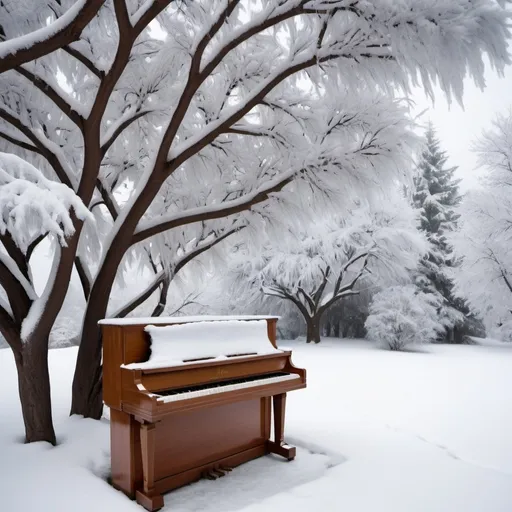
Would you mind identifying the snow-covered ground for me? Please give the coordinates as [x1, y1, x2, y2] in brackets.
[1, 338, 511, 511]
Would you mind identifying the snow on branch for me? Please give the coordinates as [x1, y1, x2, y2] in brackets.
[0, 0, 104, 73]
[0, 152, 92, 253]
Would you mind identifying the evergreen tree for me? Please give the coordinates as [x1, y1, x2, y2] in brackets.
[413, 125, 470, 342]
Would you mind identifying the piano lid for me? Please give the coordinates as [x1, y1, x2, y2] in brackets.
[121, 319, 282, 371]
[98, 314, 280, 326]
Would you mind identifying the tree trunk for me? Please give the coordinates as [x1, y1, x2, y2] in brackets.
[306, 316, 322, 344]
[333, 321, 340, 338]
[71, 177, 164, 419]
[15, 345, 56, 445]
[70, 278, 114, 419]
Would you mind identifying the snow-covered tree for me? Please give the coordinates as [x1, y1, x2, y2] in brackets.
[0, 152, 90, 444]
[0, 0, 510, 443]
[450, 111, 512, 341]
[365, 285, 442, 351]
[232, 200, 428, 343]
[412, 125, 469, 341]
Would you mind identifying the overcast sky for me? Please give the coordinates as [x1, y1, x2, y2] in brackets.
[410, 56, 512, 192]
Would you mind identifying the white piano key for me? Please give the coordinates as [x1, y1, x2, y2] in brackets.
[155, 373, 300, 403]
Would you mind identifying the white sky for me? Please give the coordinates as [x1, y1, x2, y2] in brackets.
[410, 56, 512, 192]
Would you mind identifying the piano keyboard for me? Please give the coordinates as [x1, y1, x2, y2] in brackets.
[154, 372, 300, 403]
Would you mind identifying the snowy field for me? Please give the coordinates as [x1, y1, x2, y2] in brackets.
[1, 338, 511, 512]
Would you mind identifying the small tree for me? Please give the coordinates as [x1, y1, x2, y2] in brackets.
[450, 111, 512, 340]
[412, 125, 469, 340]
[232, 201, 427, 343]
[0, 152, 90, 443]
[365, 285, 442, 351]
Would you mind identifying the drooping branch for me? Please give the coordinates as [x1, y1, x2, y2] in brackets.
[0, 0, 105, 74]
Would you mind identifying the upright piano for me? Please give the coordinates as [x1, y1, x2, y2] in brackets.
[101, 315, 306, 511]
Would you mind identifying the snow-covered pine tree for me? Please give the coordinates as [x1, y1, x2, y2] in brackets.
[412, 125, 469, 342]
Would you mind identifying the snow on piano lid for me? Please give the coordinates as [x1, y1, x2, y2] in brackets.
[98, 314, 279, 325]
[120, 318, 282, 370]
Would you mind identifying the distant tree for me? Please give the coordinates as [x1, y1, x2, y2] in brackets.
[412, 125, 470, 341]
[450, 111, 512, 341]
[365, 285, 442, 351]
[232, 201, 427, 343]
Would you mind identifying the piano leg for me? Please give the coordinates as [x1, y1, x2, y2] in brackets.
[136, 422, 164, 512]
[267, 393, 296, 461]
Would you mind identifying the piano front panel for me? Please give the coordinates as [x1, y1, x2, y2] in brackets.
[139, 354, 289, 392]
[153, 398, 269, 482]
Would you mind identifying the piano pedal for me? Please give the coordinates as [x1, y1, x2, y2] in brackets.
[212, 468, 226, 478]
[202, 469, 218, 480]
[220, 465, 233, 472]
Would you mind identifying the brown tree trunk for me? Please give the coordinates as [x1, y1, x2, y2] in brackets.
[71, 178, 163, 419]
[306, 316, 322, 344]
[70, 273, 115, 419]
[15, 345, 56, 445]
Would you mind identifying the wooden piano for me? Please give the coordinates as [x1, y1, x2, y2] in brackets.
[101, 315, 306, 511]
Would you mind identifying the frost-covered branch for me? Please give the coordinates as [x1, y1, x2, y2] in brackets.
[15, 66, 85, 128]
[112, 270, 166, 318]
[0, 152, 92, 252]
[132, 174, 293, 244]
[0, 130, 40, 154]
[63, 45, 104, 79]
[0, 0, 104, 73]
[0, 106, 75, 189]
[101, 108, 154, 157]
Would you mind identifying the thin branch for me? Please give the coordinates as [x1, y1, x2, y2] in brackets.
[63, 45, 104, 79]
[26, 234, 47, 261]
[16, 65, 84, 128]
[173, 226, 244, 275]
[0, 0, 105, 73]
[150, 274, 170, 317]
[96, 177, 119, 220]
[101, 108, 153, 157]
[0, 106, 74, 189]
[0, 130, 40, 153]
[113, 270, 166, 318]
[75, 257, 92, 300]
[132, 176, 292, 245]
